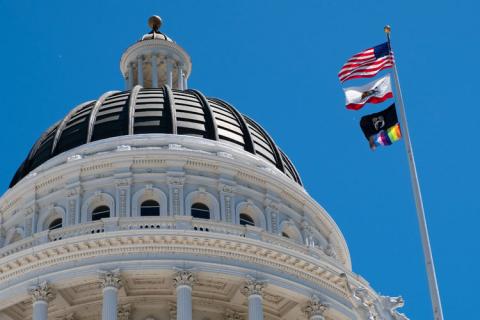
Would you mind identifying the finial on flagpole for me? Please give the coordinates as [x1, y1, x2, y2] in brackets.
[384, 25, 391, 34]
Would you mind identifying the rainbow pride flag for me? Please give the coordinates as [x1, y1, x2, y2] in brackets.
[373, 123, 402, 147]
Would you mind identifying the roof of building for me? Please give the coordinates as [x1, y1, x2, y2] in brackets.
[10, 87, 302, 187]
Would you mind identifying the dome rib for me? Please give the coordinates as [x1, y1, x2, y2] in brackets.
[209, 98, 256, 154]
[51, 100, 94, 155]
[163, 85, 177, 134]
[187, 89, 219, 141]
[87, 91, 120, 143]
[128, 85, 143, 135]
[244, 116, 285, 173]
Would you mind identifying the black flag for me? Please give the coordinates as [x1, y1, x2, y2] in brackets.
[360, 103, 398, 140]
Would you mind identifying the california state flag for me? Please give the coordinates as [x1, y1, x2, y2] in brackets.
[343, 74, 393, 110]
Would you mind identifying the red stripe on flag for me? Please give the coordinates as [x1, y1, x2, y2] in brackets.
[346, 92, 394, 110]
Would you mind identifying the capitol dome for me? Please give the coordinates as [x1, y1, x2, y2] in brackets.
[10, 88, 301, 188]
[0, 16, 408, 320]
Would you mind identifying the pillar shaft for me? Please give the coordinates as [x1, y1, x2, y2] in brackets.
[176, 285, 192, 320]
[32, 301, 48, 320]
[178, 67, 184, 90]
[247, 294, 263, 320]
[166, 59, 173, 87]
[128, 63, 134, 89]
[102, 287, 119, 320]
[137, 56, 144, 86]
[173, 270, 195, 320]
[151, 54, 158, 88]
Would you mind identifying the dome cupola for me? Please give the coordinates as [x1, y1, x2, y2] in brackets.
[120, 15, 191, 90]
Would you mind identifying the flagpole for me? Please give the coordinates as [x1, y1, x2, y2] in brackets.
[384, 25, 444, 320]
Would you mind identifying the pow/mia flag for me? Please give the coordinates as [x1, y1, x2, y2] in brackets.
[360, 104, 402, 149]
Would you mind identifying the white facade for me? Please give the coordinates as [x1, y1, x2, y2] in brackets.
[0, 16, 408, 320]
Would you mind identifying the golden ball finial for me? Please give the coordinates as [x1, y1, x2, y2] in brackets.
[148, 15, 163, 32]
[384, 25, 391, 34]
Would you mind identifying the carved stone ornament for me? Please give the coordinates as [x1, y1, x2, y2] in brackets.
[99, 269, 123, 289]
[224, 309, 243, 320]
[302, 295, 328, 318]
[118, 303, 132, 320]
[172, 270, 196, 288]
[29, 281, 55, 303]
[59, 313, 75, 320]
[240, 276, 266, 297]
[167, 176, 186, 186]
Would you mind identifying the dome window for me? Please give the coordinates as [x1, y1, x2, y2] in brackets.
[141, 200, 161, 216]
[92, 206, 110, 221]
[191, 203, 210, 219]
[239, 213, 255, 226]
[282, 232, 290, 238]
[48, 218, 63, 230]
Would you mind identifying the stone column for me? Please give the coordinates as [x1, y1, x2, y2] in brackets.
[29, 281, 55, 320]
[115, 177, 132, 218]
[151, 54, 159, 88]
[128, 62, 135, 89]
[173, 270, 195, 320]
[218, 183, 235, 223]
[302, 295, 328, 320]
[183, 71, 188, 90]
[178, 66, 184, 90]
[167, 176, 185, 216]
[137, 55, 144, 87]
[99, 269, 123, 320]
[264, 199, 280, 234]
[166, 58, 173, 87]
[241, 277, 266, 320]
[65, 185, 81, 226]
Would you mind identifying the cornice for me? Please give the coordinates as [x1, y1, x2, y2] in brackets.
[0, 229, 355, 300]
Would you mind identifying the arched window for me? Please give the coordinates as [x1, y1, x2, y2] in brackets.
[140, 200, 160, 216]
[191, 203, 210, 219]
[92, 205, 110, 221]
[239, 213, 255, 226]
[48, 218, 63, 230]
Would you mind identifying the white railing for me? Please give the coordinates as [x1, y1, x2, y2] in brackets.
[0, 217, 330, 262]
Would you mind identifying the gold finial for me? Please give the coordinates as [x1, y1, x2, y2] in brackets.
[384, 25, 391, 34]
[148, 15, 163, 32]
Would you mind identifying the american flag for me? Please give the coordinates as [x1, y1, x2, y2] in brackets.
[338, 42, 394, 83]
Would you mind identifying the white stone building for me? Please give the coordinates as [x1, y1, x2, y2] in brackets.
[0, 16, 408, 320]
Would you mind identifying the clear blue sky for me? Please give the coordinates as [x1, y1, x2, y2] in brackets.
[0, 1, 478, 318]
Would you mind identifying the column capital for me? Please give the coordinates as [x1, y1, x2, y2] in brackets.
[302, 295, 328, 319]
[29, 281, 55, 303]
[99, 269, 123, 289]
[240, 276, 266, 297]
[172, 270, 196, 288]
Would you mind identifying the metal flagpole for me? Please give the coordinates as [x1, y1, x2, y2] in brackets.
[384, 25, 444, 320]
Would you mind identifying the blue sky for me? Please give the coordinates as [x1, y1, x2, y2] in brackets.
[0, 0, 478, 318]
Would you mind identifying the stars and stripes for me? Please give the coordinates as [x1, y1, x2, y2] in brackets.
[338, 42, 394, 83]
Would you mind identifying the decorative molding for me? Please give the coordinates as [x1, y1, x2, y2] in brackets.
[99, 269, 123, 289]
[29, 281, 55, 303]
[240, 276, 266, 297]
[224, 309, 243, 320]
[118, 303, 132, 320]
[172, 270, 196, 288]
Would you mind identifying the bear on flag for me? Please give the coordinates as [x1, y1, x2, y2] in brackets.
[343, 75, 393, 110]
